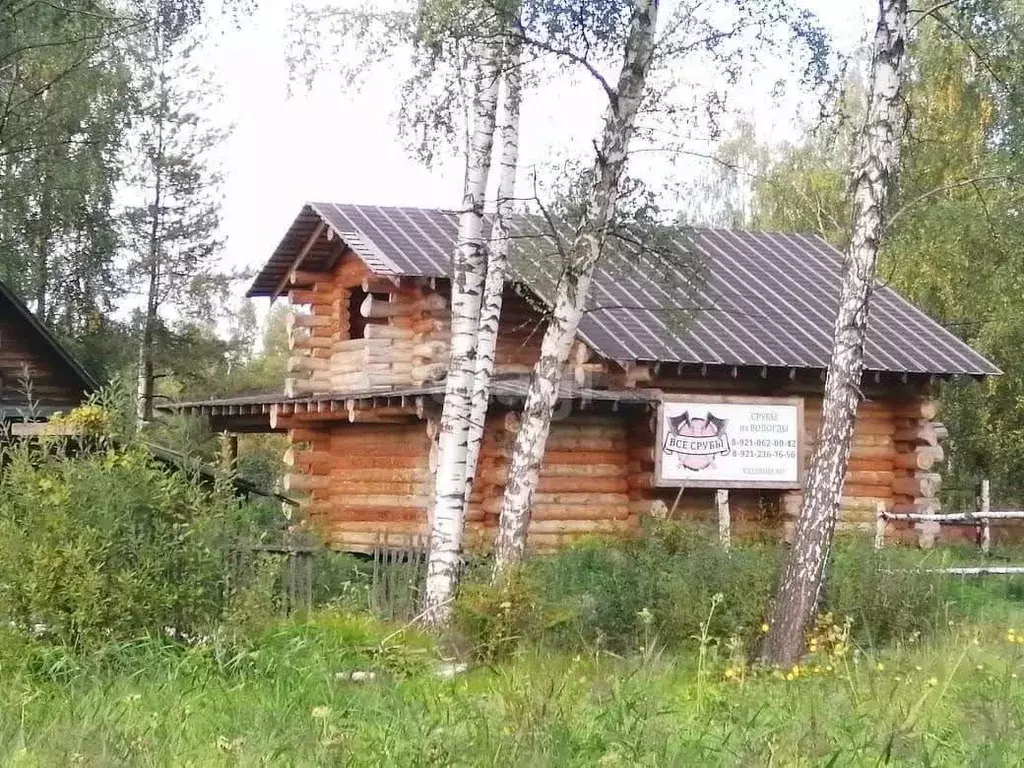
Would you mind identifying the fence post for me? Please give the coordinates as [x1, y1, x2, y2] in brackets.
[981, 477, 991, 555]
[874, 501, 886, 549]
[716, 489, 730, 551]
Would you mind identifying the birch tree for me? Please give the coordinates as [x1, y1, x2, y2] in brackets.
[421, 36, 503, 624]
[492, 0, 660, 577]
[463, 32, 523, 511]
[762, 0, 908, 666]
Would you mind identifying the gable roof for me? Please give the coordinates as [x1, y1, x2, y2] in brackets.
[249, 202, 999, 377]
[0, 281, 97, 393]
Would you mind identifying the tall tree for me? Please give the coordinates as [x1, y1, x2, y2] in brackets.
[490, 0, 828, 577]
[492, 0, 660, 577]
[762, 0, 908, 666]
[748, 2, 1024, 506]
[422, 30, 503, 625]
[124, 6, 228, 425]
[462, 30, 523, 513]
[0, 2, 133, 342]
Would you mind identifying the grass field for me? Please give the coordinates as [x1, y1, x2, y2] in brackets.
[3, 577, 1024, 766]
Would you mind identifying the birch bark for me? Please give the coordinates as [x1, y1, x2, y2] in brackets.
[463, 35, 523, 511]
[422, 40, 501, 625]
[492, 0, 659, 579]
[762, 0, 907, 666]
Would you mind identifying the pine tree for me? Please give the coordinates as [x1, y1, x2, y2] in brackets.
[123, 5, 228, 426]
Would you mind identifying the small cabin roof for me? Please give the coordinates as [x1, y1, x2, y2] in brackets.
[248, 202, 999, 378]
[0, 281, 97, 394]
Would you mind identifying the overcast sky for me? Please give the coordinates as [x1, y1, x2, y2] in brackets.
[203, 0, 876, 310]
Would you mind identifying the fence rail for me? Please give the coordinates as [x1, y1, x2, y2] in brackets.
[874, 477, 1024, 575]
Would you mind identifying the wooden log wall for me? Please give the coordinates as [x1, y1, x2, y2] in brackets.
[473, 411, 636, 552]
[289, 411, 636, 553]
[284, 255, 368, 397]
[286, 421, 434, 552]
[0, 316, 87, 409]
[285, 396, 946, 552]
[285, 263, 596, 396]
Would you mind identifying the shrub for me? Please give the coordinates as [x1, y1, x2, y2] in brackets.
[455, 525, 962, 659]
[454, 568, 559, 661]
[0, 440, 265, 648]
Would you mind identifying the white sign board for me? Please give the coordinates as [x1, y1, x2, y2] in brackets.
[654, 395, 804, 490]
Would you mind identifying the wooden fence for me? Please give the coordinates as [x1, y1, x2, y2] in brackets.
[874, 479, 1024, 575]
[247, 533, 427, 616]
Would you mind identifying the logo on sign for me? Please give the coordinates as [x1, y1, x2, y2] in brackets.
[663, 411, 730, 471]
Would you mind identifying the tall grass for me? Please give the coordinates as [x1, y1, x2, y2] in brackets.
[453, 524, 958, 659]
[2, 605, 1024, 764]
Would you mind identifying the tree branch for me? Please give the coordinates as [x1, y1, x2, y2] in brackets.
[888, 175, 1023, 229]
[909, 1, 956, 31]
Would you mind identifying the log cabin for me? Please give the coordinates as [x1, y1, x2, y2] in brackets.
[0, 279, 95, 425]
[170, 203, 999, 551]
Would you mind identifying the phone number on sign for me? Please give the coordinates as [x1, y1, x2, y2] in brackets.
[733, 449, 797, 460]
[732, 438, 797, 449]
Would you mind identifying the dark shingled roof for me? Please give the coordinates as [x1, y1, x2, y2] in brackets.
[248, 203, 999, 377]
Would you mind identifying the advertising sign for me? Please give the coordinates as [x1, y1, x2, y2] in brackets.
[654, 395, 804, 489]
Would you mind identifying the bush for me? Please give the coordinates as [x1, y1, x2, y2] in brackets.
[454, 568, 559, 661]
[0, 440, 266, 648]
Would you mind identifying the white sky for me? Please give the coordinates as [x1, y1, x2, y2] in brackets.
[203, 0, 876, 313]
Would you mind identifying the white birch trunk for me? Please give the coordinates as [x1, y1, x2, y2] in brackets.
[463, 36, 523, 510]
[763, 0, 907, 666]
[422, 40, 501, 625]
[492, 0, 659, 579]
